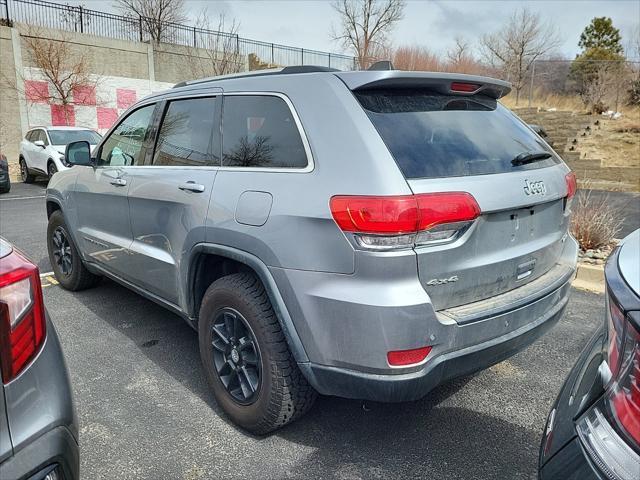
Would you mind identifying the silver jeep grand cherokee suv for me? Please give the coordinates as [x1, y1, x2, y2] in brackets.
[46, 66, 578, 434]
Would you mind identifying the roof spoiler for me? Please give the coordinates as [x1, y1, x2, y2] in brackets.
[335, 71, 512, 99]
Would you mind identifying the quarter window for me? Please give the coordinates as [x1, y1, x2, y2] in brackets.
[98, 104, 155, 167]
[153, 97, 219, 166]
[222, 95, 307, 169]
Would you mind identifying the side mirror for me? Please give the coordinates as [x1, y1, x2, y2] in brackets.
[34, 140, 46, 148]
[65, 141, 93, 166]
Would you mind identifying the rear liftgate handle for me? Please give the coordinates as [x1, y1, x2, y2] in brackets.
[178, 181, 205, 193]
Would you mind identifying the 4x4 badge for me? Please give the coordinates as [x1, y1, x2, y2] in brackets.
[524, 179, 546, 196]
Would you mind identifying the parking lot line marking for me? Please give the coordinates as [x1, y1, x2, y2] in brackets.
[0, 195, 46, 201]
[40, 271, 54, 278]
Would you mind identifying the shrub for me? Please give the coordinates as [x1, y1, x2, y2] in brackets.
[570, 188, 624, 250]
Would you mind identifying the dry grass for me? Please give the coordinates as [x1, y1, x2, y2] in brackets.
[571, 188, 625, 250]
[579, 111, 640, 168]
[501, 92, 587, 112]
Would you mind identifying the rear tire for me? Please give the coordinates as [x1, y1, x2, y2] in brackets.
[47, 210, 101, 291]
[198, 273, 316, 434]
[20, 157, 35, 183]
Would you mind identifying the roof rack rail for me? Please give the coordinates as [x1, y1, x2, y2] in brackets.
[173, 65, 342, 88]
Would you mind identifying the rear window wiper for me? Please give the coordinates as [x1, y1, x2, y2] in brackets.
[511, 151, 552, 166]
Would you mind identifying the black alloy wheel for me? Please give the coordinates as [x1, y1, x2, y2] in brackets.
[51, 226, 73, 276]
[211, 307, 262, 405]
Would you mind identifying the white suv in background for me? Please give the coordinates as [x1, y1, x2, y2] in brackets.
[19, 126, 101, 182]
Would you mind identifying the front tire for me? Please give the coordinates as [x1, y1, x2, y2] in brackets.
[48, 161, 58, 179]
[20, 157, 35, 183]
[198, 273, 317, 434]
[47, 210, 101, 290]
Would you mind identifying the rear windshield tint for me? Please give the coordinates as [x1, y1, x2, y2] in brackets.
[356, 89, 561, 179]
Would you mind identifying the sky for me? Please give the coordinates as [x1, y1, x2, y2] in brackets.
[68, 1, 640, 60]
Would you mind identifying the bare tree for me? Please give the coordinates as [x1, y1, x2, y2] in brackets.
[446, 37, 469, 66]
[332, 0, 405, 69]
[445, 36, 486, 74]
[392, 45, 443, 71]
[114, 0, 188, 44]
[10, 28, 103, 125]
[187, 10, 243, 79]
[480, 8, 561, 104]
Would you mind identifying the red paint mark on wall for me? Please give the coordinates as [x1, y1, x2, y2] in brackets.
[51, 104, 76, 126]
[116, 89, 136, 109]
[73, 84, 96, 106]
[25, 80, 49, 103]
[97, 107, 119, 130]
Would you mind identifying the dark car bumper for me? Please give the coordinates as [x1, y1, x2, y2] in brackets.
[0, 171, 10, 190]
[540, 241, 640, 480]
[300, 279, 570, 402]
[0, 426, 79, 480]
[538, 327, 607, 479]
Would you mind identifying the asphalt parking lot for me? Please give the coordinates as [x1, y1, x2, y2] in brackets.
[0, 181, 635, 479]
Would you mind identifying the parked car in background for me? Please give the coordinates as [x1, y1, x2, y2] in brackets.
[0, 153, 9, 193]
[540, 229, 639, 480]
[0, 238, 79, 480]
[47, 67, 578, 434]
[19, 126, 101, 182]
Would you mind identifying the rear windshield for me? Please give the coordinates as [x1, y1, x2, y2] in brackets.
[356, 89, 561, 179]
[48, 129, 102, 146]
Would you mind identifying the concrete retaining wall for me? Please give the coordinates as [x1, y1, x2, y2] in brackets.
[0, 24, 249, 169]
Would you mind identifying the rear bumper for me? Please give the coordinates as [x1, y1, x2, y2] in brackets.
[299, 281, 569, 401]
[0, 426, 79, 480]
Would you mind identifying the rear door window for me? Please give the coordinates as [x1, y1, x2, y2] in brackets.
[153, 97, 219, 166]
[222, 95, 308, 169]
[356, 89, 560, 179]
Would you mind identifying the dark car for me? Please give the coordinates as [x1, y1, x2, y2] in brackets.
[539, 229, 639, 480]
[0, 238, 79, 480]
[0, 153, 10, 193]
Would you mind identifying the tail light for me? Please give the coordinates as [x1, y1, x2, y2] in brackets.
[450, 82, 481, 93]
[564, 171, 577, 213]
[607, 307, 640, 446]
[330, 192, 480, 250]
[0, 247, 46, 383]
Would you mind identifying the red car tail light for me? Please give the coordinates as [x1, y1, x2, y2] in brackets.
[606, 294, 626, 381]
[608, 316, 640, 446]
[330, 192, 480, 250]
[387, 346, 432, 367]
[565, 172, 577, 199]
[0, 248, 46, 383]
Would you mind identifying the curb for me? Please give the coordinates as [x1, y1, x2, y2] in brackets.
[572, 262, 605, 294]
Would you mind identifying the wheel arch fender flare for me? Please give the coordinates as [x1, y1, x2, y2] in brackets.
[45, 195, 85, 260]
[186, 243, 309, 363]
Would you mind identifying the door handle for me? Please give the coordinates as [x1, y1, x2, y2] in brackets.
[178, 181, 205, 193]
[110, 178, 127, 187]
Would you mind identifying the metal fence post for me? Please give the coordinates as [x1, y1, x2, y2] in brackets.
[4, 0, 10, 23]
[78, 6, 84, 33]
[271, 43, 274, 65]
[528, 60, 536, 108]
[138, 15, 143, 41]
[328, 53, 331, 68]
[193, 26, 196, 47]
[301, 48, 304, 65]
